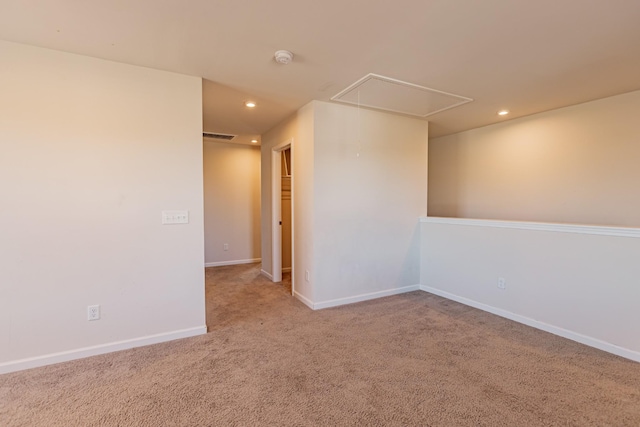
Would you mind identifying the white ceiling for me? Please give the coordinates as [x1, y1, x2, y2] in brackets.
[2, 0, 640, 141]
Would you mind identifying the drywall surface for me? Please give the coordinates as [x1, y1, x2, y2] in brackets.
[420, 218, 640, 361]
[293, 103, 315, 302]
[313, 101, 428, 305]
[428, 90, 640, 227]
[203, 141, 261, 266]
[261, 102, 315, 302]
[281, 177, 292, 270]
[0, 41, 205, 372]
[261, 101, 428, 308]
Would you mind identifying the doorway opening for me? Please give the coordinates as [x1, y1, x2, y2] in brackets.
[271, 139, 294, 295]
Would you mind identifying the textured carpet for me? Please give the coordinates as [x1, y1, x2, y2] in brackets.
[1, 263, 639, 426]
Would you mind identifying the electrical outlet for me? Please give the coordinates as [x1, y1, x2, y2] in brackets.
[305, 270, 310, 282]
[497, 277, 506, 290]
[88, 305, 100, 321]
[223, 243, 229, 251]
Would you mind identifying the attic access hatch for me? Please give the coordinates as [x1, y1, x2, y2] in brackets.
[331, 73, 472, 118]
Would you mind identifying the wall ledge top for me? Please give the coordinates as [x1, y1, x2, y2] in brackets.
[420, 216, 640, 239]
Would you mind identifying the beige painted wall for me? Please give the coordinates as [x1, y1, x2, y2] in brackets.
[0, 41, 205, 372]
[429, 90, 640, 226]
[203, 141, 261, 265]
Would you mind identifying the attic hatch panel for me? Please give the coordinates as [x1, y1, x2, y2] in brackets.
[331, 74, 472, 118]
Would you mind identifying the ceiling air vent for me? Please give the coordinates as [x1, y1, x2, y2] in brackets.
[203, 132, 236, 141]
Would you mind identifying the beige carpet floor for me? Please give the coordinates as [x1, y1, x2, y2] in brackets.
[1, 263, 639, 426]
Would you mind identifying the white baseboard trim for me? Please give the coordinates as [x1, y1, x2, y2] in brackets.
[294, 291, 314, 309]
[260, 269, 273, 280]
[420, 285, 640, 363]
[0, 325, 207, 375]
[314, 285, 420, 310]
[205, 258, 261, 268]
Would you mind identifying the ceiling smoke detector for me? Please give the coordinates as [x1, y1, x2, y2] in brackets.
[274, 50, 293, 65]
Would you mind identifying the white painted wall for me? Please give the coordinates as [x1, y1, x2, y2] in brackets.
[203, 141, 261, 266]
[262, 101, 428, 308]
[312, 102, 428, 306]
[0, 41, 205, 373]
[261, 102, 315, 303]
[294, 104, 315, 303]
[261, 101, 428, 308]
[420, 218, 640, 362]
[424, 89, 640, 361]
[429, 89, 640, 227]
[281, 177, 292, 270]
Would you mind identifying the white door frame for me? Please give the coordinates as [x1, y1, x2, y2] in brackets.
[271, 138, 294, 295]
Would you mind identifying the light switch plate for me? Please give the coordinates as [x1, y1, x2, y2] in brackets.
[162, 210, 189, 225]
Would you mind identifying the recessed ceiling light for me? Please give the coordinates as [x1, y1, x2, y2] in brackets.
[251, 139, 258, 144]
[498, 110, 509, 116]
[245, 101, 256, 108]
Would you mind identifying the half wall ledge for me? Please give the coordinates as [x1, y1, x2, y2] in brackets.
[419, 217, 640, 239]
